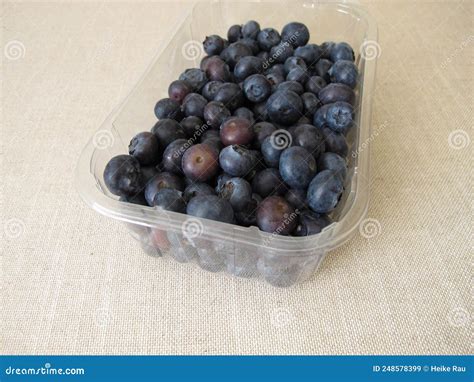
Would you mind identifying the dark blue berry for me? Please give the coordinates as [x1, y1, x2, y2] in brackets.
[319, 83, 355, 106]
[154, 98, 182, 120]
[256, 196, 297, 235]
[325, 101, 354, 133]
[203, 101, 231, 128]
[257, 28, 281, 51]
[128, 132, 160, 166]
[317, 152, 347, 181]
[281, 22, 310, 47]
[252, 168, 287, 197]
[294, 210, 331, 236]
[144, 171, 184, 206]
[152, 188, 186, 213]
[279, 146, 317, 189]
[307, 170, 344, 213]
[151, 119, 186, 148]
[181, 93, 208, 118]
[218, 177, 253, 211]
[330, 42, 355, 62]
[104, 155, 143, 197]
[234, 56, 264, 82]
[187, 195, 234, 223]
[243, 74, 272, 103]
[219, 145, 258, 177]
[266, 90, 303, 126]
[203, 35, 226, 55]
[242, 20, 260, 39]
[179, 68, 208, 90]
[329, 60, 358, 88]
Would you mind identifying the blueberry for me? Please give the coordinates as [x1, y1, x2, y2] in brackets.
[213, 82, 244, 111]
[233, 107, 254, 122]
[179, 68, 208, 90]
[256, 196, 297, 235]
[265, 63, 286, 77]
[279, 146, 317, 189]
[291, 123, 325, 158]
[183, 182, 215, 202]
[329, 59, 358, 88]
[239, 37, 260, 55]
[317, 152, 347, 182]
[152, 188, 186, 213]
[261, 134, 289, 167]
[252, 168, 287, 197]
[144, 171, 184, 205]
[151, 119, 186, 148]
[219, 145, 258, 177]
[321, 127, 348, 157]
[305, 76, 326, 95]
[203, 101, 231, 128]
[294, 44, 322, 65]
[203, 35, 226, 55]
[320, 41, 335, 59]
[243, 74, 272, 103]
[285, 188, 307, 210]
[168, 80, 192, 103]
[181, 143, 219, 182]
[257, 28, 281, 51]
[235, 193, 261, 226]
[128, 131, 160, 166]
[201, 80, 223, 101]
[252, 101, 269, 121]
[242, 20, 260, 39]
[296, 116, 311, 125]
[312, 103, 331, 128]
[120, 193, 148, 206]
[187, 195, 234, 223]
[161, 138, 188, 174]
[202, 56, 232, 82]
[141, 165, 159, 183]
[253, 121, 276, 148]
[227, 25, 243, 43]
[286, 66, 309, 84]
[103, 155, 143, 197]
[220, 42, 253, 68]
[330, 42, 355, 62]
[154, 98, 182, 120]
[284, 56, 307, 73]
[180, 116, 207, 138]
[294, 210, 331, 236]
[219, 177, 253, 211]
[269, 43, 294, 64]
[215, 172, 232, 194]
[266, 90, 303, 126]
[301, 92, 320, 117]
[181, 93, 208, 118]
[266, 71, 285, 88]
[257, 51, 270, 61]
[277, 81, 304, 95]
[314, 58, 333, 82]
[307, 169, 344, 213]
[234, 56, 264, 82]
[281, 22, 310, 47]
[319, 83, 355, 106]
[200, 135, 222, 153]
[220, 117, 255, 146]
[325, 101, 354, 133]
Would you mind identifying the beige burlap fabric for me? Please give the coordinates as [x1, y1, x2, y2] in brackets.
[2, 1, 472, 355]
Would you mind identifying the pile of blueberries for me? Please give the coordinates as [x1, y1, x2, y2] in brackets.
[103, 20, 358, 237]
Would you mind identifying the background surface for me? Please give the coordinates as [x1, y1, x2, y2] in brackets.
[2, 0, 472, 354]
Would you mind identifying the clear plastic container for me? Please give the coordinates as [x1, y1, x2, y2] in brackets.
[75, 1, 378, 287]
